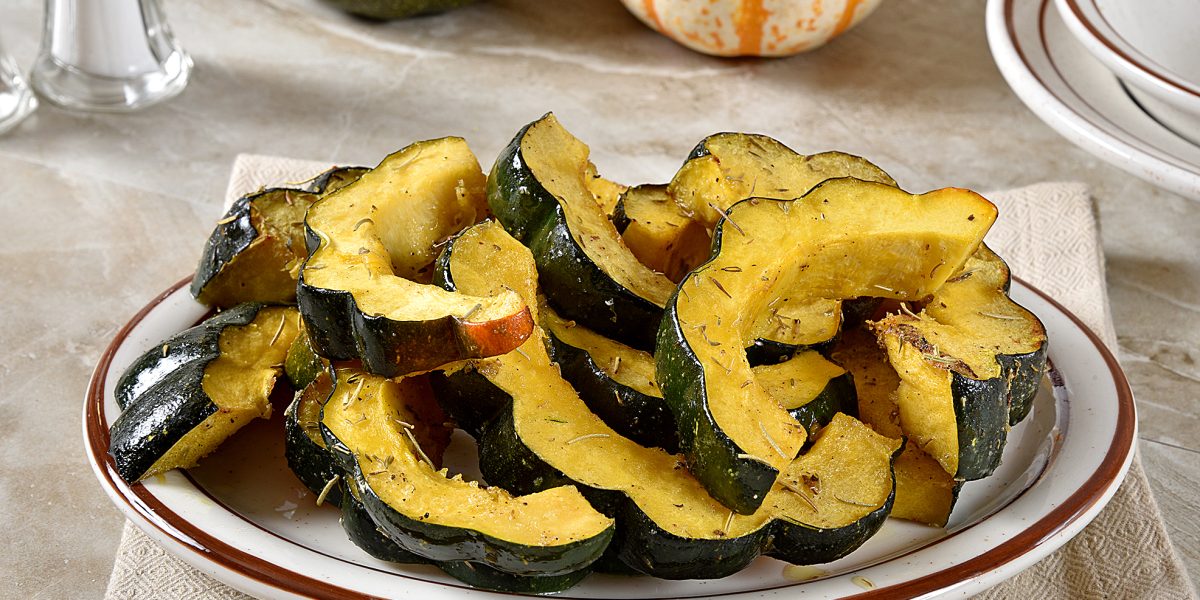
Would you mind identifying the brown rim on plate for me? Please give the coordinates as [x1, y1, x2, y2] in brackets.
[1062, 0, 1200, 98]
[86, 275, 1135, 599]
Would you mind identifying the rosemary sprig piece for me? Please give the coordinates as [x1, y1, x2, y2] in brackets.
[566, 433, 610, 445]
[315, 474, 340, 507]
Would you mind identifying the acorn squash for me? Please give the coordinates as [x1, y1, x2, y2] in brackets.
[335, 437, 595, 594]
[668, 133, 896, 230]
[924, 244, 1048, 425]
[667, 133, 899, 361]
[657, 179, 995, 513]
[870, 244, 1047, 481]
[611, 184, 711, 283]
[487, 113, 675, 351]
[438, 218, 901, 578]
[542, 306, 856, 452]
[192, 166, 365, 307]
[109, 304, 301, 483]
[830, 327, 961, 527]
[297, 137, 533, 378]
[283, 368, 343, 506]
[319, 366, 613, 576]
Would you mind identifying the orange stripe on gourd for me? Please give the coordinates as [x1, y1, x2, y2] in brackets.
[831, 0, 866, 37]
[734, 0, 769, 56]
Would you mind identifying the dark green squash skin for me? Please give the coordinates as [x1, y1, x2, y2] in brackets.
[656, 296, 778, 516]
[544, 325, 854, 453]
[109, 303, 264, 483]
[609, 195, 633, 233]
[283, 330, 326, 391]
[320, 0, 476, 21]
[477, 406, 592, 503]
[426, 368, 510, 439]
[477, 406, 762, 580]
[283, 372, 343, 506]
[487, 118, 662, 352]
[437, 560, 592, 594]
[320, 410, 613, 576]
[951, 374, 1010, 481]
[190, 167, 365, 304]
[843, 297, 884, 329]
[340, 489, 428, 563]
[744, 336, 838, 367]
[1002, 345, 1048, 426]
[613, 501, 763, 580]
[478, 405, 899, 578]
[341, 485, 592, 593]
[787, 372, 858, 439]
[544, 328, 679, 453]
[766, 443, 903, 564]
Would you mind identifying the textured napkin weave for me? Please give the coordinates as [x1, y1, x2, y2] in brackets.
[103, 155, 1197, 599]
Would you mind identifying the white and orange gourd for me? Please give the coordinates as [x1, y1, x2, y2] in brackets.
[619, 0, 883, 57]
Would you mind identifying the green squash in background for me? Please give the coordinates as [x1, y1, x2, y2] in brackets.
[321, 0, 477, 20]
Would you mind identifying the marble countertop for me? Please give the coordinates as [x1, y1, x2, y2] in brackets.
[0, 0, 1196, 596]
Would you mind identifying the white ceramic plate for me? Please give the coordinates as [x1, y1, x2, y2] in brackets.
[86, 277, 1135, 599]
[986, 0, 1200, 200]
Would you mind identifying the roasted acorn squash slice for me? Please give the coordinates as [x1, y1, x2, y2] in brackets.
[283, 368, 344, 505]
[612, 184, 712, 283]
[831, 327, 961, 527]
[666, 132, 897, 228]
[109, 304, 301, 483]
[319, 366, 614, 577]
[657, 178, 995, 513]
[665, 133, 900, 359]
[870, 244, 1048, 480]
[922, 244, 1049, 425]
[338, 486, 595, 593]
[488, 113, 676, 351]
[438, 219, 901, 578]
[433, 221, 855, 453]
[297, 137, 533, 378]
[192, 167, 365, 307]
[542, 305, 856, 453]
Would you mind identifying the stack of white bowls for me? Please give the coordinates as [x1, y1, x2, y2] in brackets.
[1056, 0, 1200, 145]
[987, 0, 1200, 200]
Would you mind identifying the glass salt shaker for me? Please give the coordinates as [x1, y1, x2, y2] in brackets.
[0, 33, 37, 134]
[30, 0, 192, 112]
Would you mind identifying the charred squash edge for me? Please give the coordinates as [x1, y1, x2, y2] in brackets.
[297, 138, 533, 378]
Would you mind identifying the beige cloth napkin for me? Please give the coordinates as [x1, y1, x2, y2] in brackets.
[103, 155, 1197, 599]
